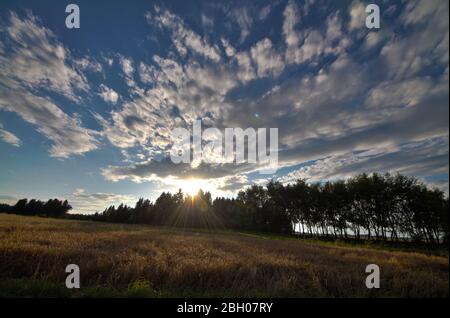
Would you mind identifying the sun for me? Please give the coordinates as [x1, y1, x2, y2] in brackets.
[180, 178, 206, 196]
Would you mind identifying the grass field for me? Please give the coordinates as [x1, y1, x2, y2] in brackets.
[0, 214, 448, 297]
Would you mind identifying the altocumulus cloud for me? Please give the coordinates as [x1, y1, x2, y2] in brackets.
[0, 12, 100, 158]
[100, 0, 448, 194]
[0, 0, 448, 196]
[70, 189, 136, 214]
[0, 122, 21, 147]
[98, 84, 119, 104]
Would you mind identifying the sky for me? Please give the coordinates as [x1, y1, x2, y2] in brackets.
[0, 0, 448, 213]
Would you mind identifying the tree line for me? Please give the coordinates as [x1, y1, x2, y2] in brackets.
[68, 173, 448, 244]
[1, 173, 448, 244]
[0, 198, 72, 217]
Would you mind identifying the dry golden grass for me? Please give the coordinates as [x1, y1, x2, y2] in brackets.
[0, 214, 448, 297]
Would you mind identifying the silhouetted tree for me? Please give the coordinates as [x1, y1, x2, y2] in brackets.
[3, 173, 446, 244]
[2, 198, 71, 217]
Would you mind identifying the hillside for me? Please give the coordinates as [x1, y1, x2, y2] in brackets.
[0, 214, 448, 297]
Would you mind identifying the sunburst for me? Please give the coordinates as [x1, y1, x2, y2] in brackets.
[179, 178, 206, 196]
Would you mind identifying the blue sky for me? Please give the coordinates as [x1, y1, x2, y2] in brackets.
[0, 0, 448, 213]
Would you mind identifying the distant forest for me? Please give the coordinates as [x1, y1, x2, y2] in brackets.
[1, 173, 448, 244]
[0, 198, 72, 217]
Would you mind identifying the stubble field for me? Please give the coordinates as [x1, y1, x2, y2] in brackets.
[0, 214, 448, 297]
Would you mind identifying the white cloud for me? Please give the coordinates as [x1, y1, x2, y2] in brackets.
[186, 62, 237, 95]
[380, 0, 448, 80]
[148, 7, 221, 62]
[105, 57, 114, 66]
[120, 56, 134, 77]
[70, 188, 136, 213]
[364, 32, 383, 49]
[201, 13, 214, 29]
[401, 0, 441, 26]
[250, 38, 285, 78]
[152, 55, 186, 87]
[365, 78, 437, 110]
[259, 3, 275, 21]
[283, 1, 301, 48]
[139, 62, 157, 84]
[75, 56, 103, 73]
[0, 3, 447, 197]
[0, 123, 21, 147]
[0, 82, 99, 158]
[280, 137, 449, 188]
[214, 174, 249, 192]
[94, 2, 449, 196]
[348, 1, 366, 31]
[98, 49, 237, 155]
[234, 51, 256, 83]
[0, 12, 100, 158]
[230, 7, 253, 43]
[98, 84, 119, 104]
[221, 38, 236, 57]
[1, 12, 88, 101]
[326, 11, 342, 42]
[119, 55, 136, 88]
[283, 3, 350, 65]
[290, 30, 326, 64]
